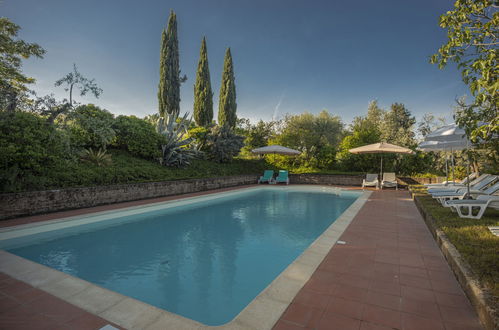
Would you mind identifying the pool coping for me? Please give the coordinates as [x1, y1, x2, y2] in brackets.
[0, 185, 372, 330]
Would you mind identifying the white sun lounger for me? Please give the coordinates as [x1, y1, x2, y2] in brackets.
[381, 173, 397, 190]
[433, 180, 499, 206]
[427, 174, 491, 194]
[362, 173, 379, 189]
[424, 172, 479, 188]
[444, 195, 499, 219]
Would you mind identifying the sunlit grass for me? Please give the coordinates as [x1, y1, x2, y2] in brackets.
[412, 185, 499, 308]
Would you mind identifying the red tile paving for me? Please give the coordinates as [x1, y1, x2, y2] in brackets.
[0, 187, 483, 329]
[0, 275, 122, 330]
[273, 190, 483, 330]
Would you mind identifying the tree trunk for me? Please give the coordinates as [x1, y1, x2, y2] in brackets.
[69, 83, 73, 106]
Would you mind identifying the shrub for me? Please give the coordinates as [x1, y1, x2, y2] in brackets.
[187, 126, 210, 151]
[0, 111, 69, 191]
[112, 115, 164, 160]
[205, 125, 244, 163]
[64, 104, 115, 151]
[80, 148, 112, 166]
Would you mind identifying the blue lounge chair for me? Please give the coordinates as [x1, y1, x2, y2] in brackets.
[275, 170, 289, 185]
[258, 170, 274, 184]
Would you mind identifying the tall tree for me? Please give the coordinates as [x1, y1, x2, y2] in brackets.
[55, 64, 102, 107]
[0, 18, 45, 111]
[193, 37, 213, 127]
[218, 48, 237, 128]
[158, 10, 186, 118]
[431, 0, 498, 143]
[381, 102, 416, 146]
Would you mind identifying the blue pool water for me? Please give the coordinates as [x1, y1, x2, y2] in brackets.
[4, 187, 360, 325]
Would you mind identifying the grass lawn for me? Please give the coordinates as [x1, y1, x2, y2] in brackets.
[411, 185, 499, 309]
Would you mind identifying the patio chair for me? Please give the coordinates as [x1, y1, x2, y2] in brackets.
[275, 170, 289, 185]
[381, 173, 397, 190]
[362, 173, 379, 189]
[424, 172, 478, 188]
[444, 195, 499, 219]
[258, 170, 274, 184]
[427, 174, 490, 194]
[432, 179, 499, 206]
[429, 174, 496, 197]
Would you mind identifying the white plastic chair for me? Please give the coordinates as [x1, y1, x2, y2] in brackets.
[362, 174, 379, 189]
[381, 173, 397, 190]
[431, 176, 498, 205]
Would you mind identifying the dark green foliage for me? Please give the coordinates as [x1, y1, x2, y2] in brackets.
[193, 37, 213, 127]
[240, 119, 277, 153]
[64, 104, 115, 151]
[80, 148, 112, 166]
[188, 126, 210, 151]
[412, 186, 499, 308]
[158, 10, 183, 117]
[431, 0, 498, 143]
[0, 111, 69, 192]
[111, 115, 164, 160]
[0, 18, 45, 111]
[271, 111, 343, 169]
[0, 149, 272, 193]
[218, 48, 237, 128]
[205, 125, 244, 163]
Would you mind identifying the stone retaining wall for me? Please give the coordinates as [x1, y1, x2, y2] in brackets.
[0, 175, 258, 220]
[0, 173, 366, 220]
[289, 173, 363, 186]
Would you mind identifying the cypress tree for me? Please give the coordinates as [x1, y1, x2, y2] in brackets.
[193, 37, 213, 127]
[218, 48, 237, 128]
[158, 10, 181, 118]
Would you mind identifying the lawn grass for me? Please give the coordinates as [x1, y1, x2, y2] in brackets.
[411, 185, 499, 308]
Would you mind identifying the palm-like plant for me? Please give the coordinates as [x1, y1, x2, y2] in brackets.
[80, 148, 112, 166]
[156, 112, 199, 167]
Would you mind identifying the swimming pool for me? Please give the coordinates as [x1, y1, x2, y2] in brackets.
[0, 186, 363, 326]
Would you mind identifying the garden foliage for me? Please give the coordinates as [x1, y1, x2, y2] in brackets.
[205, 125, 245, 163]
[193, 37, 213, 127]
[112, 115, 164, 160]
[156, 112, 199, 167]
[218, 48, 237, 128]
[0, 111, 69, 191]
[63, 104, 115, 151]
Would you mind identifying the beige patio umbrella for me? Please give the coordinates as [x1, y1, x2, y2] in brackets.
[251, 145, 301, 156]
[349, 142, 414, 176]
[252, 145, 300, 163]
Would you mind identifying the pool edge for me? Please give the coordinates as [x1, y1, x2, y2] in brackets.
[0, 187, 372, 330]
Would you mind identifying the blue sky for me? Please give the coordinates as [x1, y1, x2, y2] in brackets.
[4, 0, 468, 125]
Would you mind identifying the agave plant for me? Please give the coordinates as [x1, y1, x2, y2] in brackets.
[156, 112, 200, 167]
[80, 148, 112, 166]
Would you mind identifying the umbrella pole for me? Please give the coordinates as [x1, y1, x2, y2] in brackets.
[466, 142, 471, 198]
[380, 154, 383, 183]
[445, 154, 449, 184]
[451, 149, 455, 184]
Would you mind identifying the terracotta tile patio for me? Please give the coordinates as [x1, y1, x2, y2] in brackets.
[0, 187, 483, 329]
[0, 275, 123, 329]
[273, 190, 482, 330]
